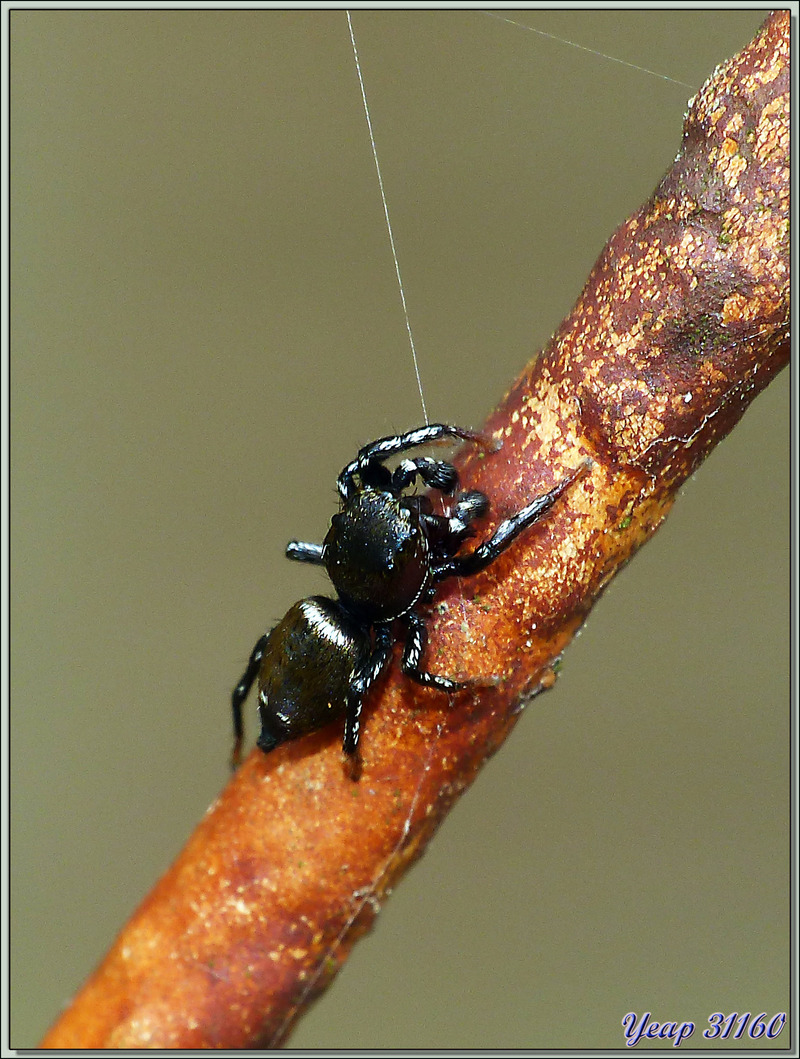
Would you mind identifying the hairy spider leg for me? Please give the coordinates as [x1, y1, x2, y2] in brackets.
[231, 631, 269, 768]
[446, 490, 490, 539]
[343, 623, 394, 756]
[433, 459, 592, 580]
[337, 423, 493, 500]
[413, 491, 488, 563]
[285, 540, 325, 565]
[391, 456, 459, 494]
[401, 610, 466, 692]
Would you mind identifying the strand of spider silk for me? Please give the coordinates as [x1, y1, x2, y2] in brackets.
[346, 12, 486, 660]
[346, 10, 429, 426]
[481, 11, 697, 91]
[346, 11, 480, 683]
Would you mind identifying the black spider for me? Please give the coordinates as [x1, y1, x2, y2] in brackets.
[231, 424, 588, 769]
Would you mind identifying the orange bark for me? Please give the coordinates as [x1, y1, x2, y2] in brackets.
[43, 12, 788, 1049]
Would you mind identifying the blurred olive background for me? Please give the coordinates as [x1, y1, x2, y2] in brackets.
[11, 9, 788, 1050]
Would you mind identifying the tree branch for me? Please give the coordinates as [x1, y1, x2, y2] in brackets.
[42, 12, 789, 1049]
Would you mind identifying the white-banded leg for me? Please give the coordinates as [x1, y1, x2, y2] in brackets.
[434, 460, 592, 580]
[391, 456, 459, 494]
[337, 424, 494, 500]
[446, 489, 489, 539]
[401, 610, 466, 692]
[343, 623, 394, 758]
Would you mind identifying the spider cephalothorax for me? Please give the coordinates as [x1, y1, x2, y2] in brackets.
[231, 424, 588, 768]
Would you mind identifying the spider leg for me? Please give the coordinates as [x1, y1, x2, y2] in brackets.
[401, 611, 466, 692]
[231, 632, 269, 769]
[433, 460, 592, 581]
[391, 457, 458, 494]
[285, 540, 325, 565]
[447, 489, 489, 537]
[337, 424, 496, 500]
[342, 623, 394, 757]
[418, 490, 489, 563]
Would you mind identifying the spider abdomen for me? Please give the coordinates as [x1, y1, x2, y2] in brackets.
[323, 491, 431, 622]
[256, 597, 371, 752]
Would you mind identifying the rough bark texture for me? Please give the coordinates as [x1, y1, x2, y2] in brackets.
[42, 12, 789, 1049]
